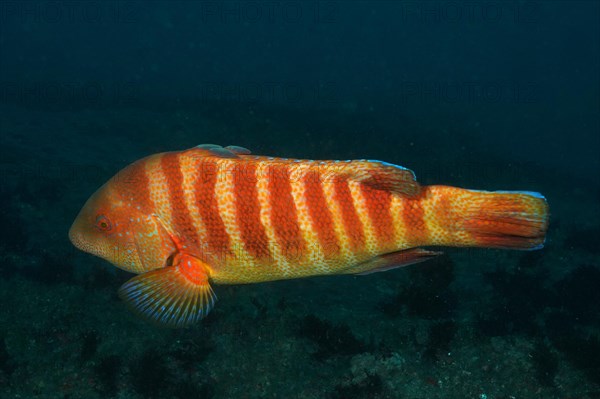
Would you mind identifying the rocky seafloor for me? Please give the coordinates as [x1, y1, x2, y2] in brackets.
[1, 101, 599, 399]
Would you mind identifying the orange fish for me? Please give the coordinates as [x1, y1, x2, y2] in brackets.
[69, 144, 549, 327]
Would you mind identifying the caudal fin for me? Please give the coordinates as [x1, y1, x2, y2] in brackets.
[458, 189, 549, 250]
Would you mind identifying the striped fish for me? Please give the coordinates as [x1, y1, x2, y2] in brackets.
[69, 144, 549, 327]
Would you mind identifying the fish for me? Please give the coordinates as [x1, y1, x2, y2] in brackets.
[69, 144, 549, 327]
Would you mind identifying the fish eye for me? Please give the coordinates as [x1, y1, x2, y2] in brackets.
[95, 215, 112, 232]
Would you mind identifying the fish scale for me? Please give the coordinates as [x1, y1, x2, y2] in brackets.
[69, 144, 549, 327]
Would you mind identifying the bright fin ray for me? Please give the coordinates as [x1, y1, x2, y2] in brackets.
[118, 262, 216, 328]
[460, 189, 549, 250]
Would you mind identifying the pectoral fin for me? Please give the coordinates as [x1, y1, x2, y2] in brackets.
[118, 255, 216, 327]
[352, 248, 442, 275]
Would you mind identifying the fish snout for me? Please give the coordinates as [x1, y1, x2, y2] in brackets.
[69, 214, 92, 254]
[68, 219, 83, 250]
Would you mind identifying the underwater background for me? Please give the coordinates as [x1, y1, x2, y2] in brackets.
[1, 1, 599, 398]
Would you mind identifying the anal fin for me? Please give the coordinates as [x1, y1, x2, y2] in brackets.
[353, 248, 442, 275]
[118, 255, 216, 327]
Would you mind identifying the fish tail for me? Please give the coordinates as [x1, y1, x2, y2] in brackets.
[426, 186, 549, 250]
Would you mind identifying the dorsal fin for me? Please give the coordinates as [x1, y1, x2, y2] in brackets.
[342, 160, 420, 196]
[191, 144, 251, 159]
[186, 147, 419, 196]
[194, 144, 239, 158]
[225, 145, 252, 155]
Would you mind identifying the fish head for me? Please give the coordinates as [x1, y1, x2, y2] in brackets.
[69, 169, 176, 274]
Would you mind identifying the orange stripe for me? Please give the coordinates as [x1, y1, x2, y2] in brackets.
[122, 160, 152, 208]
[402, 186, 428, 246]
[304, 170, 339, 257]
[361, 185, 395, 247]
[160, 153, 198, 247]
[233, 162, 270, 260]
[430, 189, 454, 245]
[194, 159, 230, 259]
[268, 164, 305, 262]
[333, 177, 364, 252]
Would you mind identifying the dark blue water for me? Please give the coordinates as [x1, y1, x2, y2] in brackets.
[1, 1, 599, 398]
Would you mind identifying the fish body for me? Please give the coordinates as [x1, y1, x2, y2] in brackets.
[69, 144, 549, 327]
